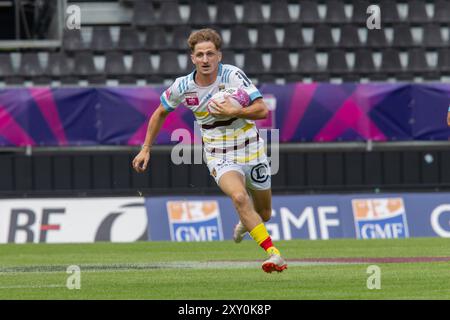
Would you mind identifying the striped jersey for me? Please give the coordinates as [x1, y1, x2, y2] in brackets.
[160, 63, 267, 164]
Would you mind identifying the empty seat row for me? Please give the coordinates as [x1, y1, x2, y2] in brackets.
[63, 24, 450, 53]
[131, 0, 450, 27]
[1, 48, 449, 85]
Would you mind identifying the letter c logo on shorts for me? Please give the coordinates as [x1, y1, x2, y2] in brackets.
[251, 163, 269, 183]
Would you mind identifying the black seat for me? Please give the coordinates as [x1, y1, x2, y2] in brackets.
[271, 49, 292, 75]
[351, 0, 371, 24]
[353, 49, 376, 78]
[104, 51, 132, 82]
[131, 51, 161, 83]
[339, 24, 361, 49]
[145, 26, 168, 51]
[283, 24, 304, 49]
[45, 52, 75, 83]
[437, 48, 450, 75]
[379, 0, 400, 24]
[325, 0, 347, 24]
[18, 52, 44, 78]
[380, 48, 404, 77]
[159, 0, 183, 26]
[215, 0, 237, 25]
[327, 49, 349, 77]
[133, 0, 157, 28]
[0, 53, 23, 84]
[299, 1, 321, 25]
[220, 49, 236, 66]
[313, 25, 334, 49]
[62, 29, 85, 51]
[297, 49, 319, 75]
[366, 28, 388, 48]
[392, 24, 413, 48]
[189, 0, 212, 27]
[90, 27, 114, 52]
[269, 0, 291, 24]
[256, 24, 279, 50]
[422, 24, 444, 48]
[434, 0, 450, 24]
[407, 0, 429, 24]
[228, 25, 251, 50]
[158, 50, 186, 76]
[242, 0, 265, 25]
[117, 27, 142, 51]
[171, 25, 192, 51]
[243, 49, 266, 77]
[73, 51, 105, 84]
[407, 48, 436, 79]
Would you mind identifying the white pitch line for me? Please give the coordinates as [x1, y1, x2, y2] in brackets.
[0, 284, 65, 289]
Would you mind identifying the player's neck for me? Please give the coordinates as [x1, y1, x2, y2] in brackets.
[194, 68, 218, 87]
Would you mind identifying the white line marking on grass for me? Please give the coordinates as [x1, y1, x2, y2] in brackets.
[0, 284, 65, 289]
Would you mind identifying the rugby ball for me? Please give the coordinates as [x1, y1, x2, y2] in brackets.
[207, 87, 250, 117]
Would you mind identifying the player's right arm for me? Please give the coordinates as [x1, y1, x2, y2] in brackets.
[447, 109, 450, 127]
[132, 104, 170, 173]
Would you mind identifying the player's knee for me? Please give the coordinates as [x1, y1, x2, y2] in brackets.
[231, 192, 250, 208]
[260, 209, 272, 222]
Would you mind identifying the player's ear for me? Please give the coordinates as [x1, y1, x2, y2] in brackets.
[218, 50, 222, 62]
[190, 53, 196, 65]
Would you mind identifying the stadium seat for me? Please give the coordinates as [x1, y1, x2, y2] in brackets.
[379, 0, 400, 24]
[339, 24, 362, 49]
[353, 49, 376, 78]
[171, 25, 192, 51]
[437, 48, 450, 75]
[283, 24, 305, 49]
[407, 48, 439, 79]
[351, 0, 371, 24]
[220, 49, 236, 66]
[434, 0, 450, 24]
[62, 29, 85, 52]
[145, 26, 169, 52]
[392, 24, 414, 49]
[104, 51, 135, 83]
[188, 0, 212, 26]
[379, 48, 408, 79]
[325, 0, 348, 24]
[18, 52, 50, 84]
[422, 24, 445, 48]
[270, 49, 292, 75]
[0, 53, 23, 84]
[268, 0, 291, 24]
[327, 49, 349, 78]
[133, 0, 157, 28]
[407, 0, 429, 24]
[45, 52, 76, 84]
[366, 28, 388, 48]
[256, 25, 279, 50]
[299, 0, 321, 25]
[242, 0, 265, 25]
[158, 50, 186, 76]
[130, 51, 161, 83]
[159, 0, 183, 26]
[297, 49, 320, 76]
[228, 25, 252, 50]
[313, 25, 334, 49]
[117, 27, 142, 52]
[90, 27, 115, 52]
[243, 49, 266, 77]
[73, 51, 105, 84]
[215, 0, 238, 25]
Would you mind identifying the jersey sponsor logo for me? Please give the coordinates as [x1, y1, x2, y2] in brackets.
[250, 163, 269, 183]
[352, 198, 409, 239]
[167, 200, 223, 241]
[184, 92, 199, 106]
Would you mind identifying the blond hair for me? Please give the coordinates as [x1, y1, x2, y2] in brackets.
[187, 28, 222, 52]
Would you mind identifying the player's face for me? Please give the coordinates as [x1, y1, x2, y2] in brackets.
[191, 41, 222, 76]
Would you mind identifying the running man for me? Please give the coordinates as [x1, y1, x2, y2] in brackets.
[132, 28, 287, 273]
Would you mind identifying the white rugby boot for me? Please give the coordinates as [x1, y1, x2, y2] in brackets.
[262, 253, 288, 273]
[233, 221, 247, 243]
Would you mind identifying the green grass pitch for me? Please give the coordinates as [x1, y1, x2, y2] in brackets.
[1, 238, 450, 299]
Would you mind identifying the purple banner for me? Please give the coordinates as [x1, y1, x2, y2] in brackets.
[0, 84, 449, 146]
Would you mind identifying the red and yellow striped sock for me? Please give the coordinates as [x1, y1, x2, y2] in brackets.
[249, 223, 281, 256]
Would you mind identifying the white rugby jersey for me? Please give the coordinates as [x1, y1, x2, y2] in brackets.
[160, 63, 267, 164]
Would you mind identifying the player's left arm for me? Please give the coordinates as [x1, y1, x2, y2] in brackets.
[447, 110, 450, 127]
[230, 97, 268, 120]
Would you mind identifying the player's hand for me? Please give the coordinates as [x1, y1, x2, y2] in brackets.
[208, 97, 237, 117]
[132, 149, 150, 173]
